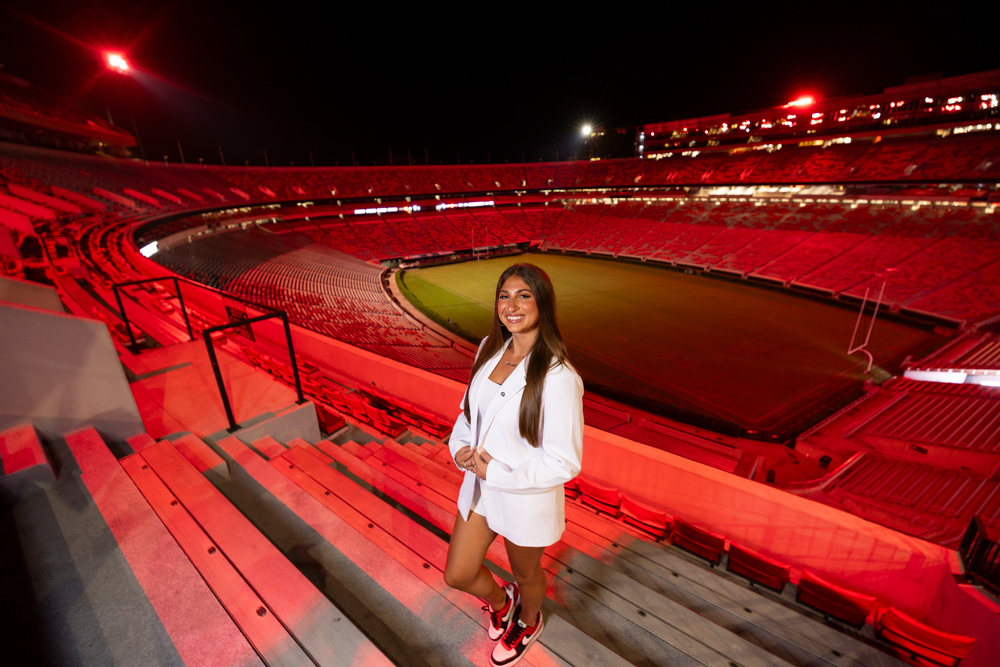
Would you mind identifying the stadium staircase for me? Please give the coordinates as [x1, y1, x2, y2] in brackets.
[4, 411, 918, 667]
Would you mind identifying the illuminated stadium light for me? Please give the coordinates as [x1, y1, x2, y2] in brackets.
[953, 123, 993, 134]
[581, 124, 592, 136]
[435, 200, 494, 211]
[353, 205, 422, 215]
[139, 241, 158, 257]
[980, 94, 998, 109]
[783, 96, 814, 108]
[105, 52, 129, 73]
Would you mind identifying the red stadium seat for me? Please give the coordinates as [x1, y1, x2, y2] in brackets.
[726, 542, 791, 592]
[316, 404, 347, 435]
[619, 494, 671, 541]
[872, 606, 975, 667]
[796, 570, 877, 628]
[577, 477, 621, 518]
[671, 517, 726, 565]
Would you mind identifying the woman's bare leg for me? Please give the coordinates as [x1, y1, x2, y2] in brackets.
[444, 511, 506, 609]
[504, 539, 546, 626]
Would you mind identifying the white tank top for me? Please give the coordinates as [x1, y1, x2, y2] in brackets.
[475, 379, 502, 448]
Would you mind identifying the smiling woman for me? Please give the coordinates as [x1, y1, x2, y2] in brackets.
[443, 263, 584, 667]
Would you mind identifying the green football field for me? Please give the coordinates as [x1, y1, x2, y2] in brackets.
[397, 254, 944, 435]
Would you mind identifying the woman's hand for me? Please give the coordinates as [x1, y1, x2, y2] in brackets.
[454, 446, 475, 473]
[472, 448, 493, 480]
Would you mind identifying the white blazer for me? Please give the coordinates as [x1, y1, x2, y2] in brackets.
[449, 338, 584, 547]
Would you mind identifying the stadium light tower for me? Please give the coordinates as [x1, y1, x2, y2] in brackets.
[581, 124, 592, 137]
[105, 52, 129, 74]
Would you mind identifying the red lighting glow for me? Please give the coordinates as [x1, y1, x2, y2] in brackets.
[105, 52, 129, 73]
[784, 96, 815, 108]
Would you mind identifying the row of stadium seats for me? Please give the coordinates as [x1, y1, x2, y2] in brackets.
[2, 134, 1000, 221]
[793, 448, 1000, 547]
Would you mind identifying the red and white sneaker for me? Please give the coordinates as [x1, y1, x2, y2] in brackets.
[483, 582, 520, 641]
[490, 608, 543, 667]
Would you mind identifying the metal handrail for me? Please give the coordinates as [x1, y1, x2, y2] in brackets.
[112, 276, 194, 351]
[202, 311, 306, 432]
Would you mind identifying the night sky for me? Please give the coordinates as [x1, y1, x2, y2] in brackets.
[1, 2, 997, 168]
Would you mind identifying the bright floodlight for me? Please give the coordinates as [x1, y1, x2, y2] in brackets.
[581, 124, 592, 136]
[105, 52, 129, 73]
[784, 96, 814, 108]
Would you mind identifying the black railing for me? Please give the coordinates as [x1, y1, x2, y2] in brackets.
[203, 311, 306, 432]
[959, 516, 1000, 597]
[112, 277, 194, 351]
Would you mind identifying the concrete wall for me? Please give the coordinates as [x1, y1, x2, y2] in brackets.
[0, 275, 65, 313]
[0, 302, 144, 449]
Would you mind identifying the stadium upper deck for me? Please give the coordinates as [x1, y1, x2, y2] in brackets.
[642, 68, 1000, 159]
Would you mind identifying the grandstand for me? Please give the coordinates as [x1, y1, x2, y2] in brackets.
[2, 67, 1000, 667]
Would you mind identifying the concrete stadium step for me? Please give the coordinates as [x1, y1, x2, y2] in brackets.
[379, 439, 465, 486]
[274, 443, 621, 667]
[214, 436, 613, 667]
[7, 427, 251, 667]
[364, 436, 907, 667]
[129, 438, 390, 667]
[321, 438, 788, 667]
[299, 440, 705, 665]
[64, 428, 263, 667]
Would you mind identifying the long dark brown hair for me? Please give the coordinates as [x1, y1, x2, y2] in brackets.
[463, 263, 569, 447]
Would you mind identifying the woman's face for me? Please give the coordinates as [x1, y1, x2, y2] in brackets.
[497, 275, 539, 335]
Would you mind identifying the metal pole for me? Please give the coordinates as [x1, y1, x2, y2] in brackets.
[177, 140, 186, 165]
[263, 149, 269, 168]
[203, 332, 239, 431]
[282, 312, 306, 404]
[130, 114, 146, 161]
[218, 146, 226, 166]
[860, 281, 887, 349]
[112, 284, 139, 351]
[173, 277, 195, 341]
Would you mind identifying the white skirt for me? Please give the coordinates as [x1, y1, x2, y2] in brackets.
[460, 470, 565, 547]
